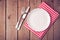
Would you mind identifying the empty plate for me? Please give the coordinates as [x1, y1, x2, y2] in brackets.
[27, 8, 50, 32]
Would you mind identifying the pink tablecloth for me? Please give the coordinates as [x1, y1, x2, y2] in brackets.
[24, 2, 59, 38]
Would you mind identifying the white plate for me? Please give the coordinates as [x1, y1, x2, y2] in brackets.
[27, 8, 50, 32]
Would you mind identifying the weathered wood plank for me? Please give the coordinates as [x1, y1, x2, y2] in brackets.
[30, 0, 42, 40]
[54, 0, 60, 13]
[54, 17, 60, 40]
[18, 0, 29, 40]
[54, 0, 60, 40]
[0, 0, 5, 40]
[47, 25, 54, 40]
[6, 0, 17, 40]
[42, 0, 54, 40]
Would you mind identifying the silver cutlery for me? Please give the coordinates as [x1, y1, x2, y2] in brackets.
[15, 6, 30, 30]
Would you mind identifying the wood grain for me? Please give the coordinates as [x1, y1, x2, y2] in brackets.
[6, 0, 17, 40]
[0, 0, 60, 40]
[0, 0, 5, 40]
[54, 0, 60, 40]
[54, 17, 60, 40]
[18, 0, 29, 40]
[54, 0, 60, 13]
[30, 0, 42, 40]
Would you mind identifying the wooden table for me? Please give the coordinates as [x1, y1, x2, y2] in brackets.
[0, 0, 60, 40]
